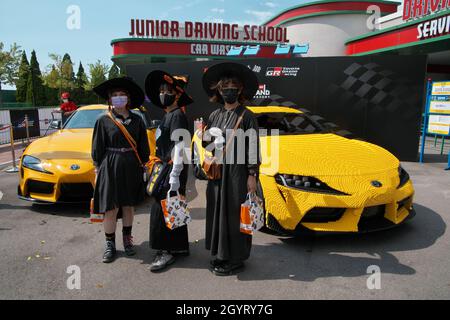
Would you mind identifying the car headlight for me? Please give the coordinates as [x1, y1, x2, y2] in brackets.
[398, 166, 410, 188]
[275, 174, 348, 195]
[22, 155, 52, 174]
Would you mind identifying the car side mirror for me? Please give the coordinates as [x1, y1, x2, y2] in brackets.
[49, 120, 62, 129]
[149, 120, 161, 129]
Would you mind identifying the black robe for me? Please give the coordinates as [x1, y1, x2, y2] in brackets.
[91, 111, 150, 213]
[204, 105, 260, 263]
[149, 107, 189, 252]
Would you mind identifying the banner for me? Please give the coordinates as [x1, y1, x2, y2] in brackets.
[9, 109, 41, 140]
[127, 55, 427, 161]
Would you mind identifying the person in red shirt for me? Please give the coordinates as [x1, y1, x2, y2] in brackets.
[57, 92, 78, 123]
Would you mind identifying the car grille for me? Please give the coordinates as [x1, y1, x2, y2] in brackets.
[360, 205, 385, 219]
[27, 180, 54, 195]
[397, 197, 412, 211]
[358, 205, 387, 231]
[58, 183, 94, 202]
[301, 207, 346, 223]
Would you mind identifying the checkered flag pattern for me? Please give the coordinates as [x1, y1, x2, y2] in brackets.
[328, 62, 419, 122]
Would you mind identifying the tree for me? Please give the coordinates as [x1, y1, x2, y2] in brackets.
[0, 42, 22, 105]
[88, 60, 109, 89]
[47, 53, 76, 94]
[26, 50, 45, 106]
[72, 62, 89, 104]
[43, 65, 60, 88]
[16, 51, 29, 102]
[62, 53, 75, 87]
[119, 65, 126, 77]
[108, 63, 120, 80]
[75, 62, 88, 90]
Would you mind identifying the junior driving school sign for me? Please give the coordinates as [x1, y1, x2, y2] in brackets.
[403, 0, 450, 21]
[129, 19, 289, 43]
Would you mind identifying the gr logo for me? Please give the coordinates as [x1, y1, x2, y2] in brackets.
[66, 265, 81, 290]
[366, 265, 381, 290]
[266, 67, 283, 77]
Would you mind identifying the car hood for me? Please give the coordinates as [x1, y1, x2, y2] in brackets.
[259, 133, 399, 177]
[24, 129, 93, 161]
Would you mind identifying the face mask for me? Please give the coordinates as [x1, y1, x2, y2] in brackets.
[111, 96, 128, 109]
[62, 99, 69, 103]
[221, 88, 239, 104]
[159, 93, 176, 107]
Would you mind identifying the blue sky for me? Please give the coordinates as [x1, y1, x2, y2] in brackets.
[1, 0, 403, 89]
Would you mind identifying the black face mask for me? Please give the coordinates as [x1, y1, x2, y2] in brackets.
[159, 93, 176, 107]
[221, 88, 239, 104]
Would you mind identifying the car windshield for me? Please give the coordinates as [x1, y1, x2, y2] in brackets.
[64, 109, 107, 129]
[64, 109, 148, 129]
[255, 112, 324, 135]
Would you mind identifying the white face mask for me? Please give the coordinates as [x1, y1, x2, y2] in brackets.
[111, 95, 128, 109]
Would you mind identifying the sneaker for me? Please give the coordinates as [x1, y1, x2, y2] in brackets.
[150, 251, 175, 272]
[102, 240, 116, 263]
[123, 235, 136, 256]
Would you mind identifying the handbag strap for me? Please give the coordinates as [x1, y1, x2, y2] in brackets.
[107, 112, 143, 167]
[223, 109, 247, 157]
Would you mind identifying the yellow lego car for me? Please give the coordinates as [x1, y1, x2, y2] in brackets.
[17, 105, 156, 204]
[192, 106, 415, 234]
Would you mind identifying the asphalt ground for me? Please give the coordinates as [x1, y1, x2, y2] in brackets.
[0, 157, 449, 300]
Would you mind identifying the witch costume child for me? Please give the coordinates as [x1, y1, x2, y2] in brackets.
[201, 62, 261, 276]
[145, 70, 194, 272]
[91, 77, 150, 263]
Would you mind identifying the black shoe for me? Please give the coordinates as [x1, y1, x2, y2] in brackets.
[102, 240, 116, 263]
[210, 259, 225, 268]
[123, 235, 136, 256]
[211, 262, 244, 276]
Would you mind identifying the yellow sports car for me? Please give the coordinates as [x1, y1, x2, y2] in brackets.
[192, 106, 415, 234]
[17, 105, 156, 204]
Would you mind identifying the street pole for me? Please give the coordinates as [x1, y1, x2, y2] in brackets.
[25, 114, 30, 145]
[5, 124, 19, 173]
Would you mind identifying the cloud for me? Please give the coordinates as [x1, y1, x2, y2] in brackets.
[202, 16, 225, 23]
[161, 0, 206, 18]
[244, 10, 274, 22]
[264, 2, 277, 8]
[211, 8, 225, 14]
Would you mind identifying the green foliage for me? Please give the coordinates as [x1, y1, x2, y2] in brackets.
[108, 63, 120, 80]
[26, 50, 46, 106]
[0, 42, 22, 86]
[75, 62, 88, 89]
[16, 51, 29, 102]
[88, 60, 109, 89]
[2, 44, 111, 106]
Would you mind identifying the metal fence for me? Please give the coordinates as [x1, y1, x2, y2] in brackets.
[0, 107, 61, 145]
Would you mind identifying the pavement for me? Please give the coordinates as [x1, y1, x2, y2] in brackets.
[0, 137, 449, 300]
